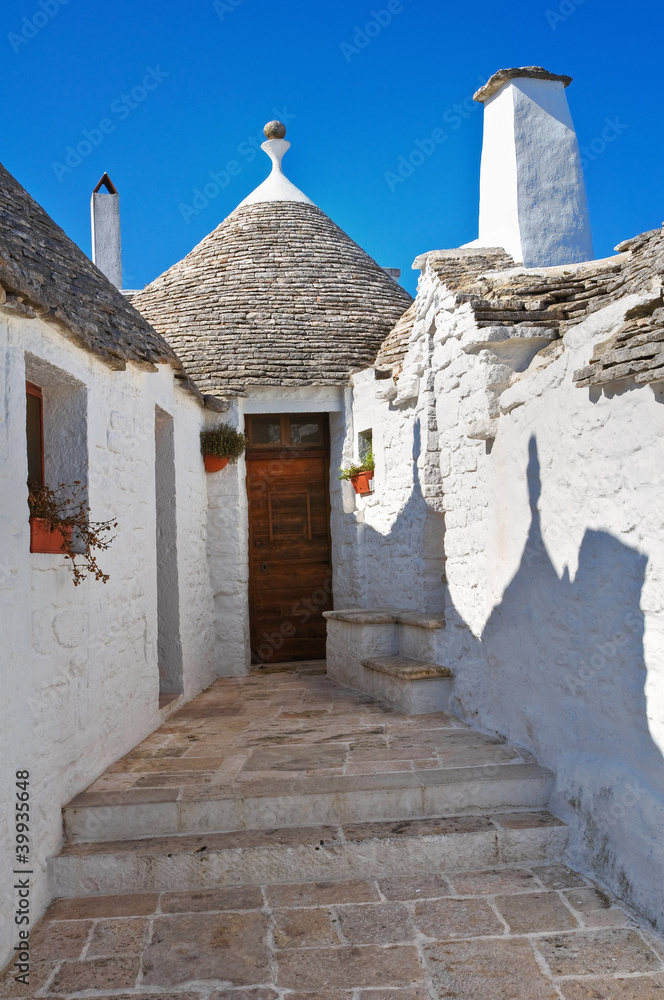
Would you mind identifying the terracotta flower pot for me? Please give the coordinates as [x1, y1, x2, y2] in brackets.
[30, 517, 72, 554]
[203, 454, 229, 473]
[350, 470, 374, 496]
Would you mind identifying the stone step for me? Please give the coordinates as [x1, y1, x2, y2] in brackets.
[362, 656, 451, 680]
[62, 761, 555, 844]
[360, 656, 453, 714]
[324, 610, 445, 629]
[50, 811, 567, 898]
[324, 608, 449, 712]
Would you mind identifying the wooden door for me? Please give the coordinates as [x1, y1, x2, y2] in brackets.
[246, 414, 333, 663]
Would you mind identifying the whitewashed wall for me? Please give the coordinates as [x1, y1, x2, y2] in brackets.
[345, 264, 664, 930]
[0, 312, 216, 967]
[335, 359, 446, 614]
[205, 397, 251, 677]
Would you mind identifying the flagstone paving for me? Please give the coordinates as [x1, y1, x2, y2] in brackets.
[3, 671, 663, 998]
[1, 864, 663, 999]
[63, 671, 539, 811]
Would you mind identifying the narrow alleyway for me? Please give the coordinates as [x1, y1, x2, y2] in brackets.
[3, 669, 663, 998]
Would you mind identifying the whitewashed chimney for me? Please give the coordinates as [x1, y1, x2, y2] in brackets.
[91, 173, 122, 289]
[473, 67, 593, 267]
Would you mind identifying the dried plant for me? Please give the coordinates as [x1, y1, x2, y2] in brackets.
[28, 482, 117, 586]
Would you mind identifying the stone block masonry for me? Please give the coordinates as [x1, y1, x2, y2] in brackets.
[345, 225, 664, 931]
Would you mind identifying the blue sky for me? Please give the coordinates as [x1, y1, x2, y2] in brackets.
[2, 0, 662, 296]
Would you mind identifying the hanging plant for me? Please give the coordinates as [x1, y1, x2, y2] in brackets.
[200, 423, 247, 472]
[28, 482, 117, 586]
[338, 451, 375, 495]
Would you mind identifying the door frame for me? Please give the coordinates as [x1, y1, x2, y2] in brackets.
[245, 412, 333, 664]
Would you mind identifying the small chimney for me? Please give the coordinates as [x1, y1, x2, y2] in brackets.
[91, 173, 122, 289]
[473, 67, 593, 268]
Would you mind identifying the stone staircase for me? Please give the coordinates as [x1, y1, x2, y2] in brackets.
[60, 753, 555, 844]
[23, 671, 664, 999]
[50, 668, 564, 898]
[51, 812, 568, 900]
[324, 608, 453, 713]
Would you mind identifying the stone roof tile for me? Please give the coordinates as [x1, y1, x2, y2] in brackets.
[386, 227, 664, 390]
[375, 301, 416, 373]
[0, 162, 199, 396]
[571, 226, 664, 387]
[132, 201, 413, 395]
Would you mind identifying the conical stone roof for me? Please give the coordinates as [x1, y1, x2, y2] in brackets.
[0, 162, 197, 393]
[132, 126, 412, 396]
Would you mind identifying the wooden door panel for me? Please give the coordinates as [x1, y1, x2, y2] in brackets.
[253, 616, 327, 640]
[247, 442, 332, 664]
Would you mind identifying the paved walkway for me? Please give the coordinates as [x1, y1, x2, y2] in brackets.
[68, 671, 535, 797]
[2, 671, 663, 999]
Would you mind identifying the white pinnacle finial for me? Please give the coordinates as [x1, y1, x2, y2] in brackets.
[238, 121, 314, 208]
[262, 137, 290, 179]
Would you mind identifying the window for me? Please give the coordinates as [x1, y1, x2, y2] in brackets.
[24, 353, 88, 494]
[26, 382, 44, 486]
[249, 415, 282, 446]
[24, 357, 88, 556]
[358, 428, 373, 463]
[289, 416, 322, 446]
[246, 414, 326, 451]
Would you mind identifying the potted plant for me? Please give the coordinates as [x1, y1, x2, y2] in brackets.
[338, 451, 375, 496]
[28, 482, 117, 586]
[200, 423, 247, 472]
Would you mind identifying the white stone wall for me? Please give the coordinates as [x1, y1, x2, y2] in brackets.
[448, 291, 664, 931]
[205, 397, 251, 677]
[0, 312, 216, 967]
[346, 262, 664, 930]
[336, 346, 446, 613]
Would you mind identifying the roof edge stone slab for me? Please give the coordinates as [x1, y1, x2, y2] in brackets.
[474, 66, 573, 103]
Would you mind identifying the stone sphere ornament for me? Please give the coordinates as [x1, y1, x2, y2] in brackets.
[264, 120, 287, 140]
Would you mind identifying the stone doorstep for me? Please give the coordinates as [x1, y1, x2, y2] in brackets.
[324, 609, 445, 630]
[49, 812, 568, 898]
[362, 656, 452, 681]
[61, 762, 555, 844]
[250, 659, 327, 676]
